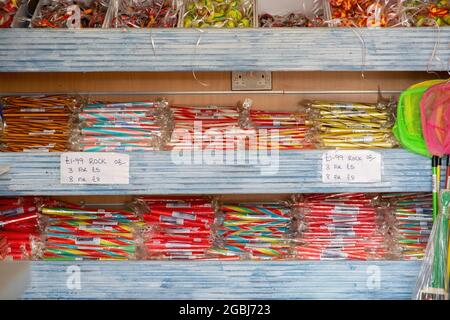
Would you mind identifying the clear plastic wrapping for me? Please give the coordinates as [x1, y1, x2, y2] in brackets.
[71, 99, 171, 152]
[239, 98, 314, 150]
[211, 201, 295, 260]
[30, 0, 110, 28]
[167, 104, 242, 151]
[0, 0, 18, 27]
[39, 202, 142, 260]
[182, 0, 255, 28]
[135, 196, 217, 260]
[293, 193, 395, 260]
[380, 193, 433, 260]
[329, 0, 404, 27]
[402, 0, 450, 26]
[1, 95, 79, 152]
[105, 0, 181, 28]
[258, 0, 329, 27]
[413, 190, 449, 300]
[0, 197, 41, 260]
[302, 99, 399, 149]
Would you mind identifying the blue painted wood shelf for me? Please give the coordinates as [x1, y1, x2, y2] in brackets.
[19, 260, 420, 300]
[0, 28, 449, 72]
[0, 149, 434, 195]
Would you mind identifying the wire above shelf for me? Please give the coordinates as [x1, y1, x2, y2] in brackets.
[1, 28, 449, 72]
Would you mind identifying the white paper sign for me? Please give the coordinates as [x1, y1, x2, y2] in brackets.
[60, 153, 129, 185]
[322, 150, 382, 183]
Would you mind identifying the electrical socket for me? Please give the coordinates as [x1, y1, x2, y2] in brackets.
[231, 72, 272, 91]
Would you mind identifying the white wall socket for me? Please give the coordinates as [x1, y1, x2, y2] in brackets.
[231, 72, 272, 91]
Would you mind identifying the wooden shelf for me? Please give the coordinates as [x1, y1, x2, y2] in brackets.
[1, 28, 449, 72]
[20, 260, 420, 300]
[0, 149, 434, 195]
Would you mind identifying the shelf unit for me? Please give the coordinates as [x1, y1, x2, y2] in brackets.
[1, 28, 443, 300]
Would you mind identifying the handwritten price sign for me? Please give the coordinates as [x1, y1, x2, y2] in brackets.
[60, 153, 130, 185]
[322, 150, 382, 183]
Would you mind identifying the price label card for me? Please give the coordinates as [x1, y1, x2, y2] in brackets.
[60, 153, 130, 185]
[322, 150, 382, 183]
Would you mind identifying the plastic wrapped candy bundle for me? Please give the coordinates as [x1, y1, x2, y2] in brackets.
[293, 193, 393, 260]
[302, 99, 399, 149]
[240, 99, 314, 150]
[107, 0, 180, 28]
[182, 0, 254, 28]
[135, 196, 222, 260]
[1, 95, 78, 152]
[30, 0, 110, 28]
[167, 105, 243, 151]
[402, 0, 450, 26]
[258, 0, 328, 27]
[329, 0, 403, 27]
[210, 202, 294, 260]
[39, 202, 142, 260]
[72, 100, 171, 152]
[380, 193, 433, 260]
[259, 12, 324, 27]
[0, 197, 41, 260]
[0, 0, 18, 27]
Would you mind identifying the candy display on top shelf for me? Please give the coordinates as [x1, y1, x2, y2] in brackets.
[167, 104, 242, 151]
[258, 0, 329, 27]
[240, 99, 315, 150]
[182, 0, 254, 28]
[72, 100, 171, 152]
[30, 0, 110, 28]
[106, 0, 180, 28]
[329, 0, 403, 27]
[0, 0, 18, 27]
[403, 0, 450, 26]
[302, 99, 399, 149]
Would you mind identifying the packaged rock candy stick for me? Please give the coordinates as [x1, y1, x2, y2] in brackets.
[0, 197, 42, 260]
[39, 201, 142, 260]
[1, 95, 80, 152]
[380, 193, 433, 260]
[239, 98, 314, 150]
[134, 196, 224, 260]
[211, 201, 295, 260]
[72, 99, 172, 152]
[293, 193, 395, 260]
[302, 99, 399, 149]
[167, 104, 243, 151]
